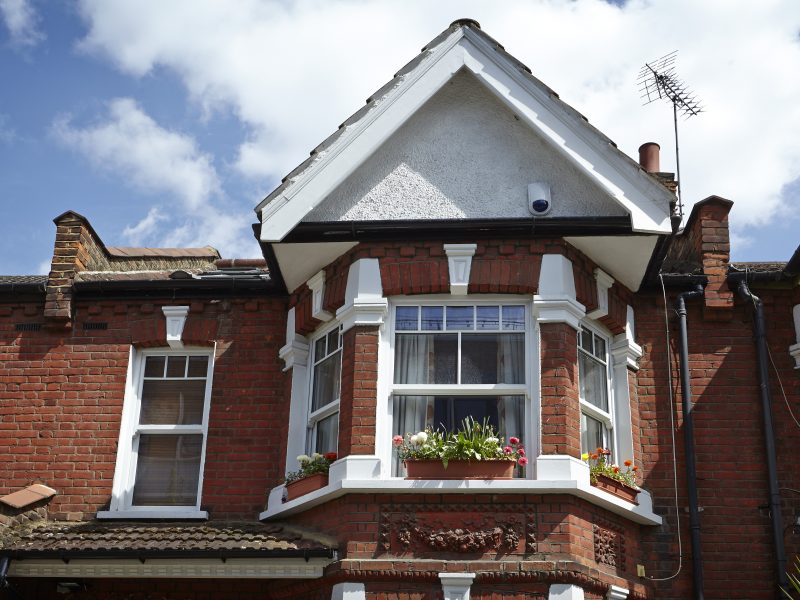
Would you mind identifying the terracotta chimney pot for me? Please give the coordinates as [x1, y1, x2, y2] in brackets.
[638, 142, 661, 173]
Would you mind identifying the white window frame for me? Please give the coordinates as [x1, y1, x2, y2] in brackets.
[98, 346, 215, 520]
[578, 321, 615, 456]
[306, 321, 343, 455]
[385, 296, 535, 476]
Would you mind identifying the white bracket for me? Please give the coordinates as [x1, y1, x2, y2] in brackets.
[307, 270, 333, 322]
[533, 254, 585, 330]
[606, 585, 629, 600]
[162, 306, 189, 349]
[336, 258, 388, 332]
[440, 573, 476, 600]
[444, 243, 477, 295]
[278, 307, 309, 371]
[548, 584, 585, 600]
[586, 268, 614, 320]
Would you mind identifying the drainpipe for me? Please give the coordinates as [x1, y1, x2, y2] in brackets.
[675, 284, 705, 600]
[733, 279, 789, 593]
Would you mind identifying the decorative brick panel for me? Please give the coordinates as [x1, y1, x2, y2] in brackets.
[539, 323, 581, 457]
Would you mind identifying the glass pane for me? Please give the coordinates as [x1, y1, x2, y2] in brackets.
[311, 352, 341, 411]
[393, 334, 456, 384]
[476, 306, 499, 330]
[393, 395, 523, 440]
[395, 306, 418, 331]
[421, 306, 443, 331]
[594, 334, 606, 360]
[187, 356, 209, 378]
[315, 413, 339, 454]
[579, 352, 608, 411]
[144, 356, 165, 378]
[132, 434, 202, 506]
[139, 380, 207, 425]
[166, 356, 187, 378]
[580, 328, 593, 352]
[502, 305, 525, 331]
[446, 306, 473, 330]
[461, 333, 524, 384]
[315, 336, 326, 360]
[581, 413, 605, 454]
[327, 329, 340, 351]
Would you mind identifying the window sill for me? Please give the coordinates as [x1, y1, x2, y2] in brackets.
[260, 455, 661, 526]
[96, 509, 209, 520]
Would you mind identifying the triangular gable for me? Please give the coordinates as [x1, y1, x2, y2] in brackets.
[256, 20, 674, 242]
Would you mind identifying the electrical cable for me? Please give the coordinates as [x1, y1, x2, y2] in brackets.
[647, 273, 683, 582]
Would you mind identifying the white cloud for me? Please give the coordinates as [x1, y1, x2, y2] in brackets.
[0, 0, 43, 49]
[122, 206, 166, 246]
[72, 0, 800, 242]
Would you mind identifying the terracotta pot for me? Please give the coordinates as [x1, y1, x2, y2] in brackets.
[285, 473, 329, 501]
[404, 459, 515, 480]
[592, 474, 639, 504]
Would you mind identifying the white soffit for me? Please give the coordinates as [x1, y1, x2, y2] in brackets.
[273, 241, 358, 293]
[564, 236, 658, 292]
[258, 24, 673, 243]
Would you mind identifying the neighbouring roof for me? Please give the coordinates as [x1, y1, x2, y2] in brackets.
[0, 520, 336, 559]
[0, 276, 48, 285]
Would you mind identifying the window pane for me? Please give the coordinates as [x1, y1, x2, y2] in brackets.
[187, 356, 209, 377]
[421, 306, 443, 331]
[327, 329, 340, 351]
[461, 333, 524, 384]
[593, 334, 606, 360]
[446, 306, 473, 330]
[166, 356, 187, 378]
[502, 306, 525, 331]
[395, 306, 418, 330]
[315, 336, 326, 360]
[132, 434, 202, 506]
[139, 380, 206, 425]
[579, 352, 608, 411]
[311, 352, 341, 411]
[315, 413, 339, 454]
[393, 395, 523, 440]
[581, 413, 605, 454]
[394, 334, 456, 384]
[580, 327, 593, 352]
[476, 306, 499, 330]
[143, 356, 165, 378]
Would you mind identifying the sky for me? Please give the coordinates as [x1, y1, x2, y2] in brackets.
[1, 0, 799, 275]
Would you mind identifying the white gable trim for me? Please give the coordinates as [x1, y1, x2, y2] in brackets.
[259, 28, 672, 243]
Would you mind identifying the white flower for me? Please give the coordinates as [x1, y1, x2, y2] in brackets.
[486, 437, 499, 445]
[312, 452, 323, 460]
[416, 431, 428, 444]
[410, 434, 420, 445]
[297, 454, 310, 464]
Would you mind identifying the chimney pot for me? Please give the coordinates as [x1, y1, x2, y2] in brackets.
[638, 142, 661, 173]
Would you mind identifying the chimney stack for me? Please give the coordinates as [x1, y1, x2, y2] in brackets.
[638, 142, 660, 173]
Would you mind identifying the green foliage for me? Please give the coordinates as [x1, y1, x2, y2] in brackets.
[581, 447, 638, 489]
[285, 452, 337, 484]
[393, 416, 526, 469]
[784, 556, 800, 599]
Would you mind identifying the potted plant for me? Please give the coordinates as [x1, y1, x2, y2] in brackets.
[394, 417, 526, 479]
[284, 452, 337, 500]
[582, 447, 639, 504]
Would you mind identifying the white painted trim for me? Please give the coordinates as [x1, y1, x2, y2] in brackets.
[586, 268, 614, 320]
[328, 455, 382, 483]
[279, 308, 310, 371]
[8, 558, 331, 579]
[331, 582, 367, 600]
[307, 270, 333, 322]
[96, 509, 208, 520]
[260, 471, 661, 526]
[548, 584, 585, 600]
[533, 296, 586, 330]
[606, 585, 630, 600]
[440, 573, 476, 600]
[162, 306, 189, 349]
[444, 243, 477, 295]
[791, 305, 800, 369]
[610, 336, 636, 466]
[335, 258, 388, 332]
[534, 254, 585, 330]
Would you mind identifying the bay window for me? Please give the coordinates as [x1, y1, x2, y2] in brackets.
[308, 325, 343, 455]
[578, 325, 613, 454]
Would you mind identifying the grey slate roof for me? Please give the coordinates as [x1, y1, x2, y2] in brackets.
[0, 275, 47, 285]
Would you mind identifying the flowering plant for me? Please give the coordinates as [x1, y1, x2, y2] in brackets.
[582, 447, 638, 488]
[285, 452, 338, 484]
[393, 416, 527, 469]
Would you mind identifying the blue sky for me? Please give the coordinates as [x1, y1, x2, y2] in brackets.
[1, 0, 799, 275]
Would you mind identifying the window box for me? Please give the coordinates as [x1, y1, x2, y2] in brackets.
[591, 474, 639, 504]
[285, 473, 329, 501]
[404, 459, 515, 480]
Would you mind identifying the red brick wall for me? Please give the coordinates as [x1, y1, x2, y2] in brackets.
[338, 326, 379, 456]
[539, 323, 581, 457]
[0, 296, 288, 520]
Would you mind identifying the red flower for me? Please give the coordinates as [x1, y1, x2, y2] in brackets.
[632, 465, 639, 472]
[509, 437, 520, 445]
[624, 460, 632, 467]
[517, 448, 525, 457]
[590, 453, 599, 460]
[596, 447, 604, 454]
[518, 457, 529, 466]
[613, 466, 620, 473]
[392, 435, 404, 446]
[324, 452, 338, 461]
[503, 446, 513, 455]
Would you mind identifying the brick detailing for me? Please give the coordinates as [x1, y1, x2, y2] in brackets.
[593, 522, 626, 571]
[467, 241, 544, 295]
[539, 323, 581, 457]
[338, 326, 379, 456]
[598, 283, 631, 336]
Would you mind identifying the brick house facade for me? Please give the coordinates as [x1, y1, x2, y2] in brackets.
[1, 19, 799, 600]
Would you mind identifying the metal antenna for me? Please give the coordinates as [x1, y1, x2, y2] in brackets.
[637, 51, 703, 218]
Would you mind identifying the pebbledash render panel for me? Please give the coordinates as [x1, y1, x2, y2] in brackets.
[1, 18, 799, 600]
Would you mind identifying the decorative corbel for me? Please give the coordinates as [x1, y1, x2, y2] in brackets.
[162, 306, 189, 349]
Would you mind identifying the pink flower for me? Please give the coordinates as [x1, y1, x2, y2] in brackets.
[518, 457, 529, 466]
[503, 446, 513, 455]
[392, 435, 404, 446]
[509, 436, 520, 445]
[517, 448, 525, 457]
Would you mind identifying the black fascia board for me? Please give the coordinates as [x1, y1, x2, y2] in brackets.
[0, 282, 46, 297]
[73, 277, 281, 299]
[281, 216, 633, 243]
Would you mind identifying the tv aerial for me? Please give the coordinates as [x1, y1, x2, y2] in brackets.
[638, 51, 703, 219]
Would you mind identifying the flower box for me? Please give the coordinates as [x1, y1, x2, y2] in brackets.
[592, 474, 639, 504]
[285, 473, 329, 501]
[405, 459, 515, 480]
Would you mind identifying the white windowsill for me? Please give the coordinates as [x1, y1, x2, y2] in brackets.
[96, 510, 209, 520]
[260, 456, 661, 526]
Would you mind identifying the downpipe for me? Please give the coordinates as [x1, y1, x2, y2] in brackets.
[675, 284, 705, 600]
[734, 279, 789, 594]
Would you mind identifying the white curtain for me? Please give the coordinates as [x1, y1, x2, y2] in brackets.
[393, 334, 434, 475]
